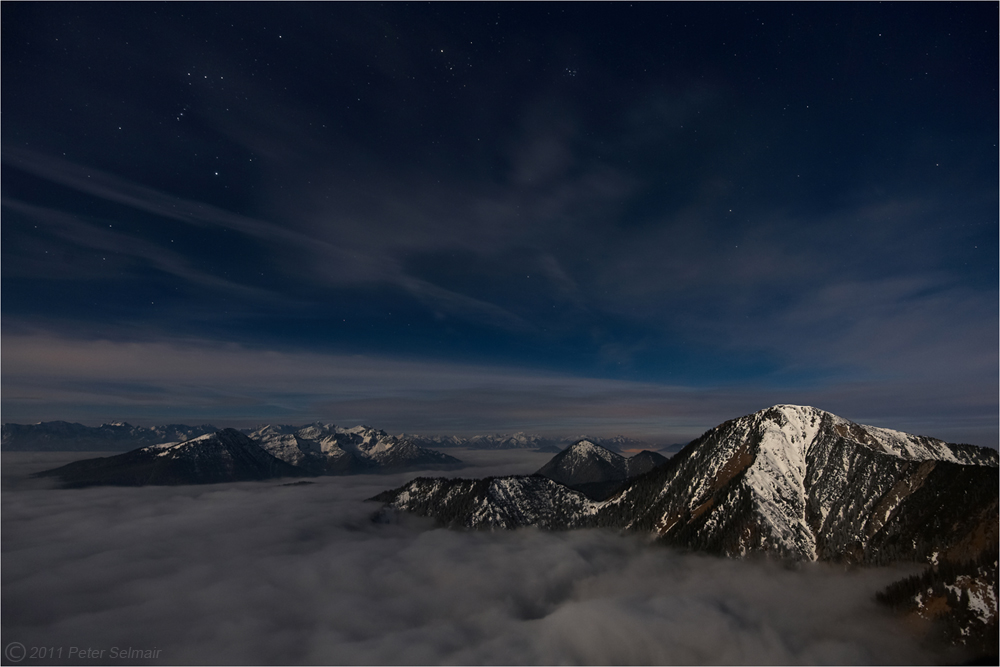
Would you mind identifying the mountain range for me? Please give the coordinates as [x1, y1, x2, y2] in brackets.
[33, 429, 306, 488]
[392, 432, 662, 452]
[33, 423, 461, 487]
[373, 405, 997, 563]
[246, 423, 461, 474]
[19, 404, 998, 652]
[3, 421, 658, 453]
[371, 405, 998, 650]
[1, 421, 219, 451]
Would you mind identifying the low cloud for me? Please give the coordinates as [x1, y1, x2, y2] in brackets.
[3, 333, 997, 447]
[2, 452, 950, 666]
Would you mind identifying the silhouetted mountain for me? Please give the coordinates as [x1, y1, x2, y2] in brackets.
[659, 442, 688, 456]
[626, 449, 670, 476]
[34, 429, 305, 488]
[533, 439, 668, 499]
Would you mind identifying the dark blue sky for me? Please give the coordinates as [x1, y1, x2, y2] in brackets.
[2, 3, 997, 445]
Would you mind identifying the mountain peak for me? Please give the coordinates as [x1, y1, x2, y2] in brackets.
[740, 404, 984, 466]
[35, 428, 306, 487]
[536, 439, 625, 485]
[377, 404, 998, 565]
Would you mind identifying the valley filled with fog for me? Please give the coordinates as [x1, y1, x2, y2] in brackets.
[2, 450, 948, 665]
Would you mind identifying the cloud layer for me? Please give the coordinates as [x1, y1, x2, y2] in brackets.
[2, 451, 953, 665]
[3, 333, 996, 447]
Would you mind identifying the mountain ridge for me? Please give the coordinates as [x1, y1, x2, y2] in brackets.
[33, 429, 307, 487]
[247, 423, 461, 474]
[373, 404, 998, 565]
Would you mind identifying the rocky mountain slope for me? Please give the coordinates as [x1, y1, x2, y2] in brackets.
[34, 429, 306, 487]
[372, 475, 602, 530]
[373, 404, 999, 651]
[876, 550, 998, 655]
[374, 405, 998, 565]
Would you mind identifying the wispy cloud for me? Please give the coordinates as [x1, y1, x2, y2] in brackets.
[2, 198, 280, 301]
[3, 333, 995, 446]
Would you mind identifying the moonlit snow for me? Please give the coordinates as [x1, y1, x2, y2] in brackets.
[2, 449, 941, 665]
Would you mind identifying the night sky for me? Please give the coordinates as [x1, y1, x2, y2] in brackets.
[2, 3, 997, 445]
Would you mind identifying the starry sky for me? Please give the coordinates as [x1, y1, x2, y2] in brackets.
[2, 3, 997, 445]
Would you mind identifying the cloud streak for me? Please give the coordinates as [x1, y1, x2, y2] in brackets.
[2, 333, 995, 446]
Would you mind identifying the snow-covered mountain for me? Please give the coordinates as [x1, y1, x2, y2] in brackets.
[372, 475, 603, 530]
[598, 404, 997, 563]
[33, 422, 463, 486]
[247, 423, 461, 474]
[533, 439, 668, 499]
[34, 429, 305, 487]
[373, 405, 998, 566]
[1, 421, 219, 451]
[373, 405, 999, 650]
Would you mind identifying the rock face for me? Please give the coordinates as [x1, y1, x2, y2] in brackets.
[594, 405, 997, 564]
[1, 421, 219, 451]
[533, 439, 668, 499]
[876, 551, 999, 656]
[247, 423, 462, 474]
[374, 405, 998, 566]
[371, 476, 602, 530]
[34, 429, 306, 488]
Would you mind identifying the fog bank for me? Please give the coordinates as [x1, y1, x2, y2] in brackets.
[2, 451, 941, 665]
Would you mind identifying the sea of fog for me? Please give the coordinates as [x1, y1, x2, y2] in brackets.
[2, 449, 946, 665]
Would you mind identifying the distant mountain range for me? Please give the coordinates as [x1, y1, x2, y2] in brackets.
[2, 421, 662, 453]
[246, 423, 461, 474]
[34, 429, 306, 488]
[32, 423, 462, 487]
[1, 421, 219, 452]
[399, 432, 660, 452]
